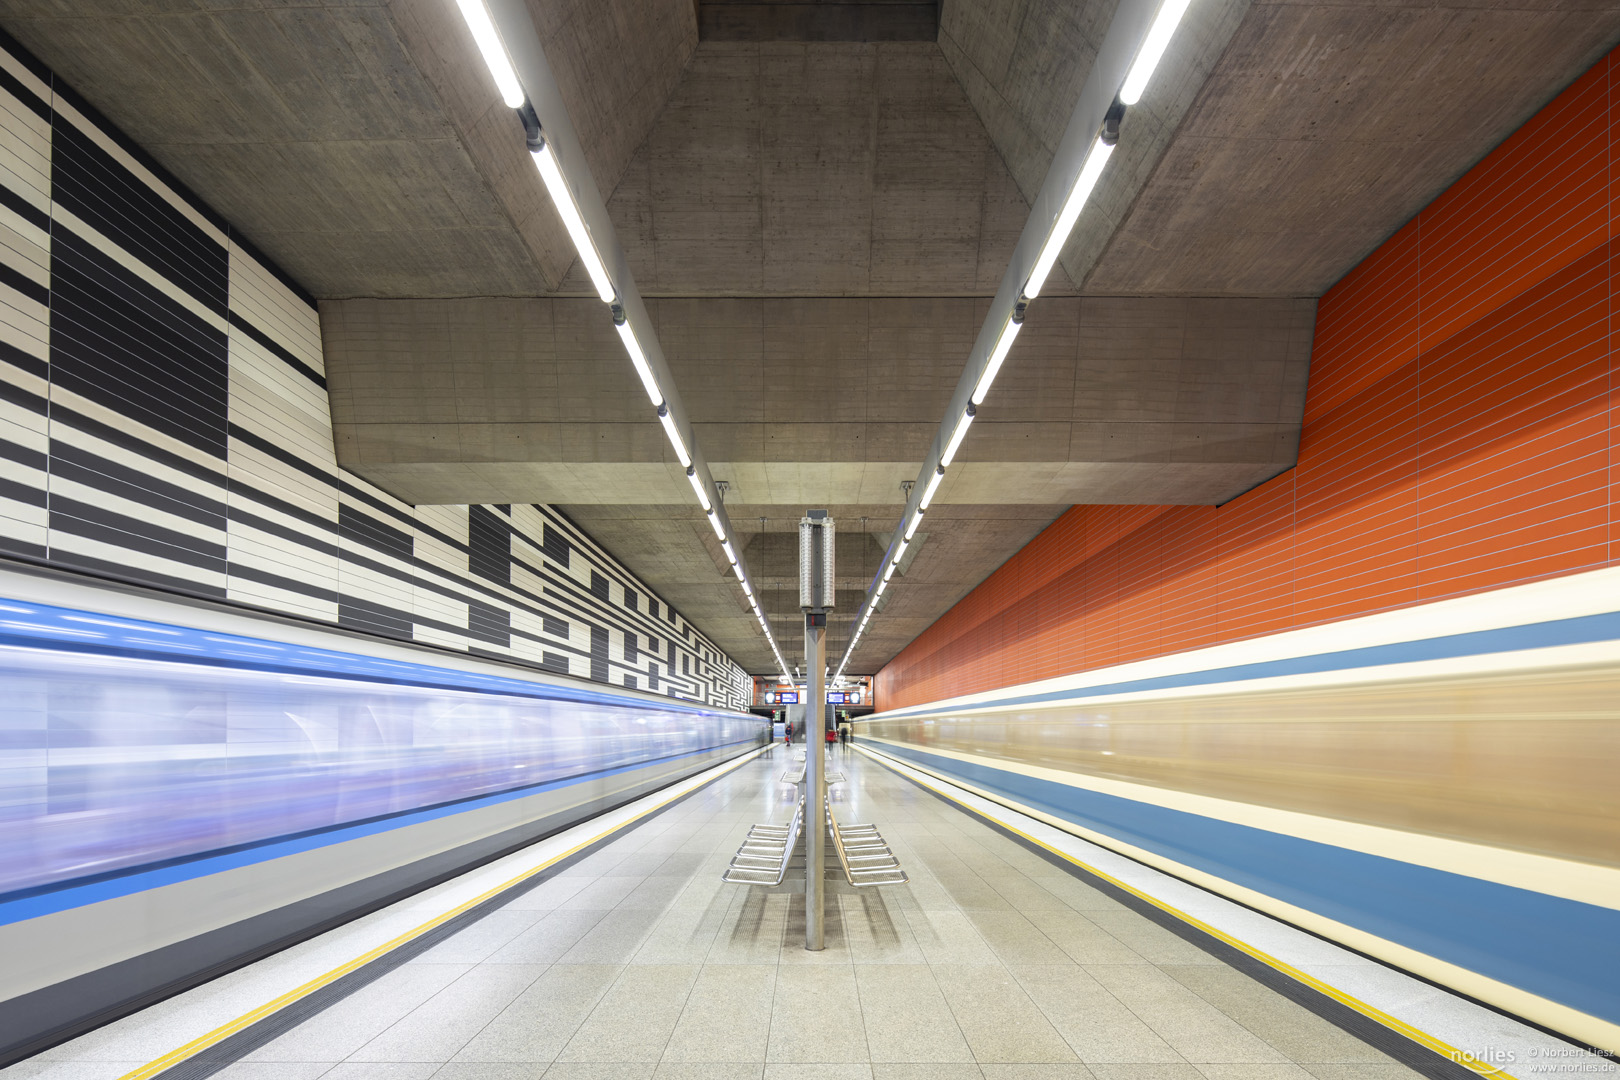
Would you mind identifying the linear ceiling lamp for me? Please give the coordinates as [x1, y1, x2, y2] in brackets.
[613, 309, 663, 406]
[657, 404, 692, 468]
[529, 137, 615, 304]
[1121, 0, 1194, 104]
[834, 0, 1192, 682]
[454, 0, 524, 108]
[1022, 138, 1116, 303]
[451, 0, 801, 677]
[686, 467, 712, 512]
[940, 404, 976, 467]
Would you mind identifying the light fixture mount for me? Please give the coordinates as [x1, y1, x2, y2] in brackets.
[1101, 97, 1126, 146]
[519, 103, 543, 151]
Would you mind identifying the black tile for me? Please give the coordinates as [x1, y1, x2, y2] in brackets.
[468, 505, 511, 584]
[337, 595, 412, 640]
[51, 113, 227, 315]
[468, 599, 510, 648]
[49, 230, 227, 458]
[339, 503, 412, 562]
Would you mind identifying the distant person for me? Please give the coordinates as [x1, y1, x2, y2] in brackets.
[839, 722, 850, 744]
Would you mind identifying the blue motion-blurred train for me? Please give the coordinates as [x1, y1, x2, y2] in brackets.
[0, 564, 766, 1063]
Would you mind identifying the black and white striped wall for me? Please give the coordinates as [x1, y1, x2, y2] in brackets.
[0, 33, 750, 711]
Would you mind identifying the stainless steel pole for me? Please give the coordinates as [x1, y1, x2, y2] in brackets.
[798, 510, 834, 952]
[803, 612, 825, 951]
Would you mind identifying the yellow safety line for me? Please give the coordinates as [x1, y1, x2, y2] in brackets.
[115, 746, 769, 1080]
[854, 744, 1519, 1080]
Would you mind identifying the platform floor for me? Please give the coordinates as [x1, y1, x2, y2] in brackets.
[16, 747, 1429, 1080]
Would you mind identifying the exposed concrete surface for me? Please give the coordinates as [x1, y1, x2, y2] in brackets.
[559, 41, 1033, 296]
[7, 0, 1618, 673]
[325, 292, 1311, 672]
[0, 0, 695, 297]
[562, 503, 1066, 674]
[324, 294, 1313, 497]
[698, 1, 940, 41]
[1085, 0, 1620, 295]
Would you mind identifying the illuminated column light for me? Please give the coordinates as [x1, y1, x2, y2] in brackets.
[1024, 137, 1116, 303]
[722, 540, 737, 564]
[903, 511, 923, 542]
[530, 139, 616, 304]
[454, 0, 525, 108]
[1120, 0, 1194, 105]
[708, 510, 726, 540]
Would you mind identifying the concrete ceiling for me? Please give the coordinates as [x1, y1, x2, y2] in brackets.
[5, 0, 1618, 676]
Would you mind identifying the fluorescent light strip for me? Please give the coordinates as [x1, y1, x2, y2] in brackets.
[903, 511, 923, 542]
[708, 509, 726, 540]
[919, 466, 946, 510]
[658, 405, 692, 468]
[722, 540, 737, 564]
[970, 315, 1023, 405]
[1024, 137, 1115, 302]
[732, 562, 746, 581]
[530, 140, 616, 304]
[454, 0, 525, 109]
[940, 405, 975, 467]
[894, 538, 909, 563]
[685, 467, 712, 512]
[614, 318, 662, 407]
[1120, 0, 1194, 105]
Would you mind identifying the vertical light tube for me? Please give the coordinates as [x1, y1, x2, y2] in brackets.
[940, 405, 976, 467]
[1120, 0, 1194, 105]
[453, 0, 525, 108]
[658, 405, 692, 468]
[614, 316, 662, 406]
[1023, 137, 1115, 301]
[918, 466, 946, 510]
[531, 139, 616, 303]
[971, 315, 1024, 405]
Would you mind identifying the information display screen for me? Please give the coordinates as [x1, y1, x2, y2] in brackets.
[827, 692, 847, 704]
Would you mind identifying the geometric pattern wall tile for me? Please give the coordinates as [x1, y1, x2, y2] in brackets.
[0, 33, 749, 711]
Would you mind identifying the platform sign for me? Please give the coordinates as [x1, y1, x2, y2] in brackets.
[769, 691, 799, 704]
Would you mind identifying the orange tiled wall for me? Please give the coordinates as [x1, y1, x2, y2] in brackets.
[876, 49, 1617, 711]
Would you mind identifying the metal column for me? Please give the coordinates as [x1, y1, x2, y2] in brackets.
[802, 613, 825, 950]
[798, 511, 835, 952]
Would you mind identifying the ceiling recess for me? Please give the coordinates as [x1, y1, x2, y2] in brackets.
[697, 0, 940, 41]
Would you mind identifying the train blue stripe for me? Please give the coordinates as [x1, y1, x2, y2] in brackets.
[874, 741, 1620, 1026]
[0, 596, 731, 715]
[0, 741, 747, 927]
[877, 611, 1620, 718]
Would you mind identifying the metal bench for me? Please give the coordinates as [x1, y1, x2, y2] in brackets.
[781, 763, 845, 786]
[722, 797, 804, 885]
[827, 803, 907, 887]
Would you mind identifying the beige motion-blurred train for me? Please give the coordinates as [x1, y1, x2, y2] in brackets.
[856, 564, 1620, 1054]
